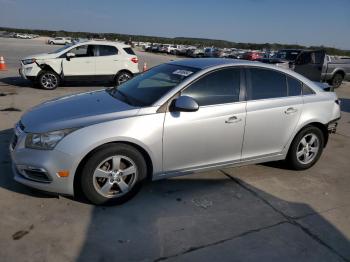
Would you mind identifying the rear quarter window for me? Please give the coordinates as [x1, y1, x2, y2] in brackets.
[98, 45, 118, 56]
[123, 47, 136, 55]
[302, 84, 316, 95]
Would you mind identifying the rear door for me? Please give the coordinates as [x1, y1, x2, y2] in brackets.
[294, 50, 326, 81]
[242, 67, 303, 159]
[95, 45, 120, 78]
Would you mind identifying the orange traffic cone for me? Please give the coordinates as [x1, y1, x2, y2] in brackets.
[0, 56, 7, 71]
[143, 62, 147, 72]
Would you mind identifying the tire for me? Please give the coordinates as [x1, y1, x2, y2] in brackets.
[115, 71, 133, 86]
[330, 73, 344, 88]
[81, 144, 147, 205]
[286, 126, 324, 170]
[38, 70, 60, 90]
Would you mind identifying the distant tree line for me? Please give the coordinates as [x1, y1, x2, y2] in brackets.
[1, 26, 349, 56]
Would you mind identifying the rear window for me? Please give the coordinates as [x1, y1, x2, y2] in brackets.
[123, 47, 136, 55]
[98, 45, 118, 56]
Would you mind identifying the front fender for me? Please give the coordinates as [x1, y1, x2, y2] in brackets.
[55, 113, 165, 179]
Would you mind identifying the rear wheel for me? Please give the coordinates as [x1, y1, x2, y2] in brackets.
[81, 144, 147, 205]
[38, 70, 60, 90]
[115, 71, 133, 86]
[286, 126, 324, 170]
[330, 73, 344, 88]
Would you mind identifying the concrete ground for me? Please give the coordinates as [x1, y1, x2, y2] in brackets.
[0, 38, 349, 262]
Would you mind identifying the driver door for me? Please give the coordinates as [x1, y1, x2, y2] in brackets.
[62, 44, 96, 77]
[162, 68, 246, 173]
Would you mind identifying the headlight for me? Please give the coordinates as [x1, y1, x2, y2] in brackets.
[22, 58, 36, 65]
[25, 128, 77, 150]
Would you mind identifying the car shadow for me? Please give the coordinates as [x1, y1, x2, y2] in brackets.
[0, 76, 114, 88]
[339, 98, 350, 113]
[76, 177, 350, 261]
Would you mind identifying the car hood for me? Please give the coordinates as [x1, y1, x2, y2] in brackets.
[21, 90, 140, 133]
[22, 53, 59, 60]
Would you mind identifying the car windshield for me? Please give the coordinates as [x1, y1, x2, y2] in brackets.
[107, 64, 200, 107]
[275, 50, 301, 61]
[49, 44, 74, 54]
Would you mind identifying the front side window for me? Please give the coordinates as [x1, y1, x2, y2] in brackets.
[182, 68, 241, 106]
[98, 45, 118, 56]
[247, 68, 287, 100]
[68, 45, 95, 57]
[108, 64, 199, 106]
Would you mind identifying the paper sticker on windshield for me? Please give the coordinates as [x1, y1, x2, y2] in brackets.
[172, 69, 193, 77]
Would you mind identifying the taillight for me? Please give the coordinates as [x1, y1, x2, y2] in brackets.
[131, 57, 138, 64]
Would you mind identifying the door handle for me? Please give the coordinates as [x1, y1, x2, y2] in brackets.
[225, 116, 242, 124]
[285, 107, 298, 114]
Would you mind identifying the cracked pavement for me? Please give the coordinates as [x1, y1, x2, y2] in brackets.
[0, 38, 350, 261]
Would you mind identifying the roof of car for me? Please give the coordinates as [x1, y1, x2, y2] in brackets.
[76, 40, 131, 48]
[168, 58, 258, 69]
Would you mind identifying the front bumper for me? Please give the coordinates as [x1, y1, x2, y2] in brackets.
[19, 62, 41, 80]
[9, 129, 76, 196]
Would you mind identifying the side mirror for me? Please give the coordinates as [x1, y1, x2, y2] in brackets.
[66, 52, 75, 61]
[172, 96, 199, 112]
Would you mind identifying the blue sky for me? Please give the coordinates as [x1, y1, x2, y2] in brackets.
[0, 0, 349, 49]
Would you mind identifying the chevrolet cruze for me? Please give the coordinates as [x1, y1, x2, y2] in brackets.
[10, 59, 341, 205]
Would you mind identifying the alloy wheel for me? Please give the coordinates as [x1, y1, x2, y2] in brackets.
[92, 155, 138, 198]
[296, 133, 319, 165]
[41, 73, 58, 89]
[117, 73, 131, 85]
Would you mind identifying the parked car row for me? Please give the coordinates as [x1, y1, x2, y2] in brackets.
[3, 32, 40, 39]
[136, 42, 350, 87]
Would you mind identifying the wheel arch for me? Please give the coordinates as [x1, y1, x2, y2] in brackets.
[38, 64, 61, 78]
[73, 141, 154, 196]
[333, 70, 345, 78]
[290, 122, 329, 151]
[115, 69, 134, 78]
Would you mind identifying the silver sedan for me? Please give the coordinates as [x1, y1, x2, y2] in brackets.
[10, 59, 341, 205]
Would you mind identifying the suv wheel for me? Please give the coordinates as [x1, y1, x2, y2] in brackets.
[38, 70, 60, 90]
[331, 73, 344, 88]
[115, 71, 133, 86]
[81, 144, 147, 205]
[287, 126, 324, 170]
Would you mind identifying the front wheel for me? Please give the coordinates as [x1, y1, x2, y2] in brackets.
[81, 144, 147, 205]
[38, 70, 60, 90]
[286, 126, 324, 170]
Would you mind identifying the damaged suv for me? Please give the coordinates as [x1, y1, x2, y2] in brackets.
[19, 41, 139, 89]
